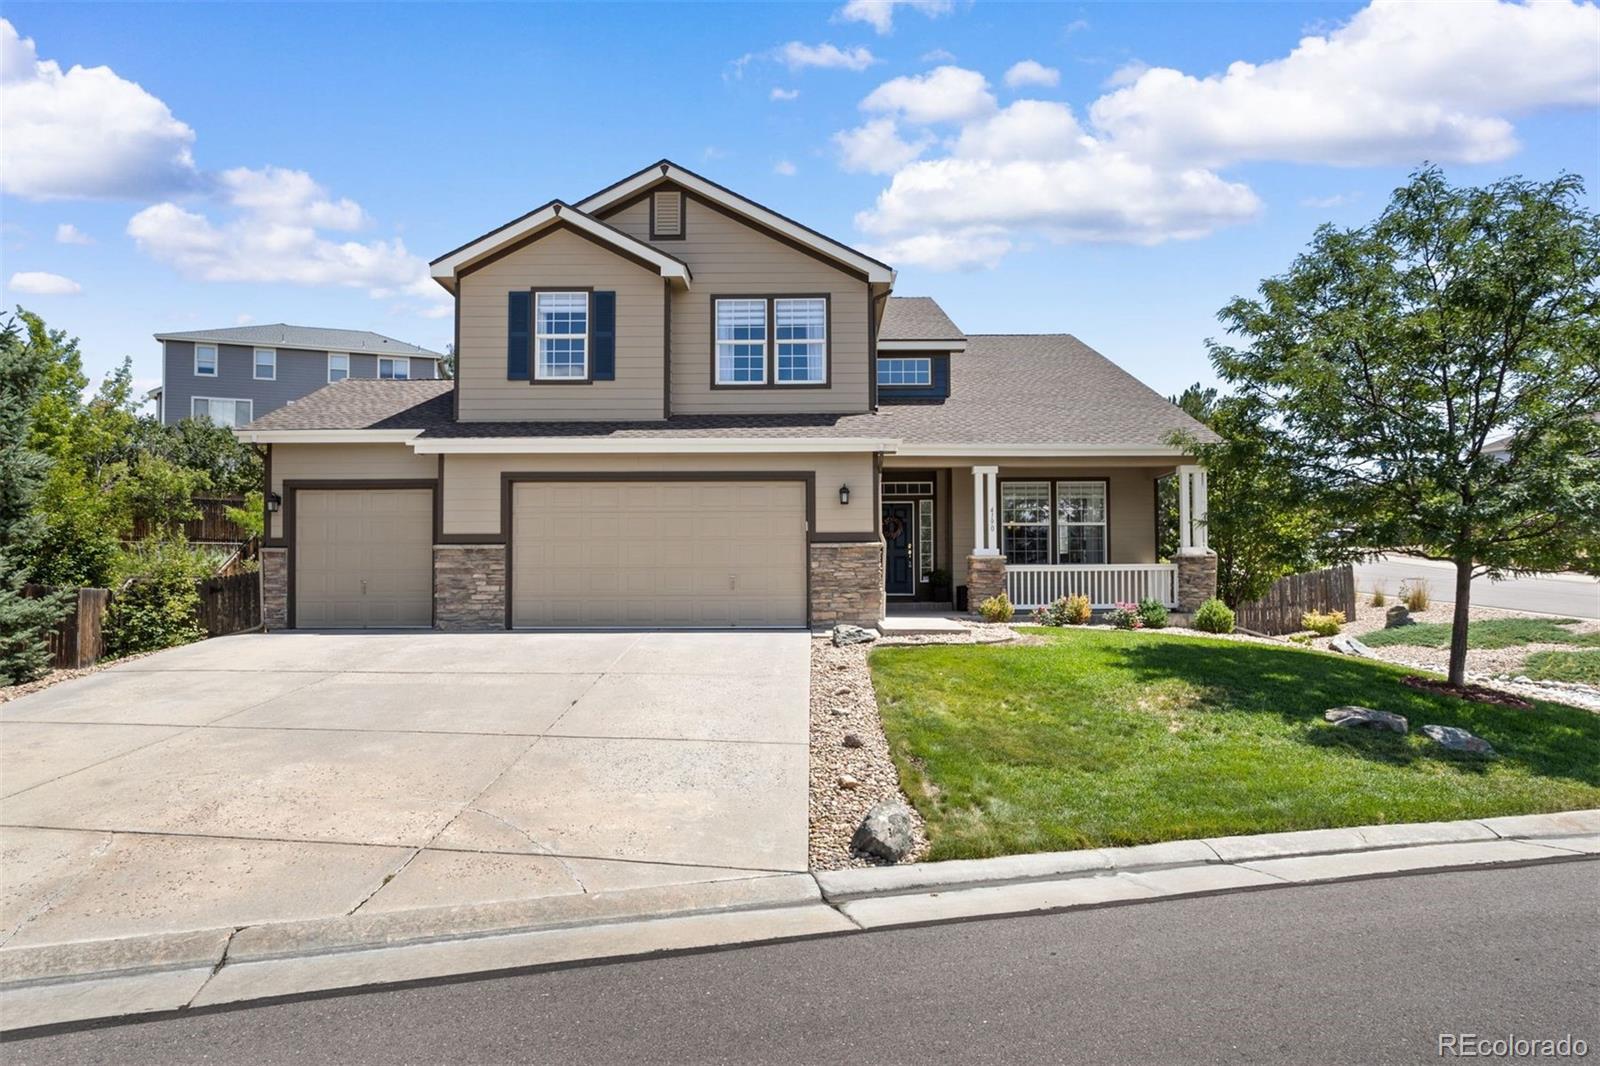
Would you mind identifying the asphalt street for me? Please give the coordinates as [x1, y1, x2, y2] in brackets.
[1354, 556, 1600, 618]
[7, 859, 1597, 1066]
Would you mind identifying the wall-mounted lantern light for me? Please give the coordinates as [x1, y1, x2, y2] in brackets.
[838, 484, 851, 506]
[266, 491, 282, 514]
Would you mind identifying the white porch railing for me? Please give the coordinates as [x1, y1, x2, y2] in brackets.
[1005, 564, 1179, 610]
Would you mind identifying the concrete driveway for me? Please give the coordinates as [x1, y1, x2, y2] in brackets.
[0, 631, 809, 950]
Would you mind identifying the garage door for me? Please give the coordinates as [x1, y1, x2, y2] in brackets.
[511, 480, 807, 628]
[295, 488, 432, 628]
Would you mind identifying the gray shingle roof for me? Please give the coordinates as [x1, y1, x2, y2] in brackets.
[879, 297, 964, 342]
[246, 335, 1216, 449]
[154, 324, 443, 359]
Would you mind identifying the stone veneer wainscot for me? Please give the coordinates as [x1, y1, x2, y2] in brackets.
[810, 541, 884, 627]
[965, 554, 1007, 610]
[1176, 551, 1219, 612]
[261, 547, 288, 630]
[434, 545, 507, 631]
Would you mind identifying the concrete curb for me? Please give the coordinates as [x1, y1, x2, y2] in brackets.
[4, 811, 1596, 1034]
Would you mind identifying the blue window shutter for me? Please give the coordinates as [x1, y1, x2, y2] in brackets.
[507, 291, 530, 380]
[591, 291, 616, 381]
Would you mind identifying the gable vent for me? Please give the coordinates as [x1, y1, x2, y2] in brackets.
[650, 190, 683, 239]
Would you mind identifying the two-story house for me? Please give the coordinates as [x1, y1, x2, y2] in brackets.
[238, 160, 1218, 631]
[151, 324, 444, 427]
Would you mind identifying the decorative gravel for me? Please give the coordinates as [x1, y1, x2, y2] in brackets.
[0, 650, 163, 705]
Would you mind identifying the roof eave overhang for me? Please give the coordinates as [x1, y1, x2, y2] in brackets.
[876, 339, 968, 353]
[429, 203, 693, 289]
[155, 334, 442, 359]
[576, 164, 895, 286]
[894, 443, 1197, 458]
[409, 436, 901, 455]
[233, 429, 425, 445]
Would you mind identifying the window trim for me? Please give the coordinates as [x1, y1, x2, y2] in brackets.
[1054, 479, 1109, 566]
[327, 352, 350, 383]
[709, 293, 830, 390]
[648, 188, 686, 241]
[997, 476, 1113, 566]
[377, 356, 412, 381]
[530, 288, 594, 384]
[193, 344, 218, 377]
[877, 356, 933, 388]
[190, 395, 253, 428]
[999, 479, 1053, 566]
[253, 348, 276, 381]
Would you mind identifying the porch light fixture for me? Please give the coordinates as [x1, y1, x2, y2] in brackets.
[838, 484, 851, 506]
[265, 491, 282, 514]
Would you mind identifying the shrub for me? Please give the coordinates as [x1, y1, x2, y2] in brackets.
[1137, 598, 1169, 629]
[1288, 632, 1313, 645]
[104, 536, 210, 658]
[1063, 594, 1091, 625]
[977, 592, 1014, 623]
[1301, 609, 1346, 636]
[1401, 581, 1430, 612]
[1370, 585, 1387, 607]
[0, 556, 70, 685]
[1030, 594, 1092, 627]
[224, 491, 265, 541]
[1105, 601, 1144, 630]
[1193, 598, 1236, 634]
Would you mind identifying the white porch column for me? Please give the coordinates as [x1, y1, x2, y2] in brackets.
[1195, 467, 1210, 552]
[1177, 464, 1209, 554]
[972, 465, 1000, 556]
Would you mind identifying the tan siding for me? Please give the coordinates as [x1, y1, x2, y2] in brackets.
[456, 227, 665, 422]
[269, 444, 435, 540]
[440, 451, 875, 537]
[605, 198, 870, 416]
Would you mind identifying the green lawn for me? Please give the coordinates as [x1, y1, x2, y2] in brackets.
[1523, 649, 1600, 685]
[869, 628, 1600, 861]
[1360, 617, 1600, 650]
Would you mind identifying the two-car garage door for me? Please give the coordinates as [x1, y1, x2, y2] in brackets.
[510, 480, 807, 628]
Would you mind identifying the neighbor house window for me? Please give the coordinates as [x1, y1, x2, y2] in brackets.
[194, 345, 217, 376]
[774, 298, 826, 384]
[190, 397, 252, 428]
[1001, 481, 1051, 564]
[328, 353, 349, 382]
[534, 291, 588, 380]
[715, 298, 767, 385]
[1055, 480, 1108, 564]
[878, 358, 932, 387]
[378, 356, 410, 380]
[253, 348, 276, 380]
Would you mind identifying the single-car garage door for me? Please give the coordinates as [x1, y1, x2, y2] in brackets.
[295, 488, 433, 628]
[511, 480, 807, 628]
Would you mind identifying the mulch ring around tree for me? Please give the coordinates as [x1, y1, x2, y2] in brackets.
[1402, 674, 1533, 710]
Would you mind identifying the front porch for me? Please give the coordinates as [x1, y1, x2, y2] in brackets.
[878, 458, 1216, 614]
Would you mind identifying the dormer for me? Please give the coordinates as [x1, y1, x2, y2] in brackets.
[874, 297, 966, 404]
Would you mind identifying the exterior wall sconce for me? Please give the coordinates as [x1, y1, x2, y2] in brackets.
[838, 484, 851, 506]
[265, 491, 282, 514]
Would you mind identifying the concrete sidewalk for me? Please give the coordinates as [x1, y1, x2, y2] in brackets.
[4, 810, 1595, 1034]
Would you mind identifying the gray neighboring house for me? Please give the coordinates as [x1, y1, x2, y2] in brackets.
[150, 324, 444, 427]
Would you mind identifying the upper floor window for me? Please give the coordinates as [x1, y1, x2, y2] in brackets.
[328, 353, 349, 382]
[534, 291, 589, 380]
[253, 348, 276, 380]
[878, 357, 931, 387]
[194, 345, 217, 377]
[775, 298, 826, 384]
[715, 298, 767, 385]
[378, 356, 410, 380]
[191, 396, 252, 428]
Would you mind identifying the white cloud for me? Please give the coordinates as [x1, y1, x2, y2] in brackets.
[9, 271, 82, 295]
[1090, 0, 1600, 167]
[920, 48, 957, 63]
[1300, 192, 1355, 209]
[837, 0, 953, 34]
[860, 230, 1014, 272]
[778, 41, 877, 72]
[54, 222, 93, 245]
[218, 166, 367, 230]
[834, 118, 933, 174]
[952, 100, 1084, 162]
[0, 19, 199, 200]
[862, 66, 996, 124]
[770, 87, 801, 101]
[774, 159, 798, 176]
[1004, 59, 1060, 89]
[234, 313, 255, 325]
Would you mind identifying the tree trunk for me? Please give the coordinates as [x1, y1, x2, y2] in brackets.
[1448, 560, 1473, 687]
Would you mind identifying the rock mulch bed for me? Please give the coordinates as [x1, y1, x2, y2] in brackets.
[0, 650, 162, 705]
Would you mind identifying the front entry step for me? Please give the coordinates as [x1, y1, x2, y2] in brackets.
[879, 615, 969, 636]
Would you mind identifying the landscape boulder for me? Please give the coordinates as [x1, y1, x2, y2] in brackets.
[1329, 635, 1375, 658]
[851, 802, 916, 862]
[1385, 605, 1413, 628]
[1421, 724, 1497, 756]
[1324, 706, 1409, 734]
[833, 624, 878, 647]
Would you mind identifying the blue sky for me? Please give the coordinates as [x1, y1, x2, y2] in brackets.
[2, 1, 1595, 401]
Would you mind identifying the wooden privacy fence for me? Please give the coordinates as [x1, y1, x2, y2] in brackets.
[1235, 564, 1357, 635]
[22, 585, 111, 670]
[195, 572, 261, 637]
[131, 497, 253, 543]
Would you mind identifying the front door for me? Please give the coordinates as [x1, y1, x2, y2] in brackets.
[882, 502, 915, 596]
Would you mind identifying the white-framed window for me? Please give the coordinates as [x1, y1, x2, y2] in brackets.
[253, 348, 276, 380]
[878, 357, 932, 387]
[1001, 481, 1051, 565]
[882, 480, 934, 496]
[194, 344, 217, 377]
[715, 298, 767, 385]
[774, 297, 826, 384]
[534, 291, 589, 380]
[918, 498, 935, 582]
[378, 356, 410, 380]
[1055, 480, 1108, 564]
[190, 396, 252, 428]
[328, 353, 349, 382]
